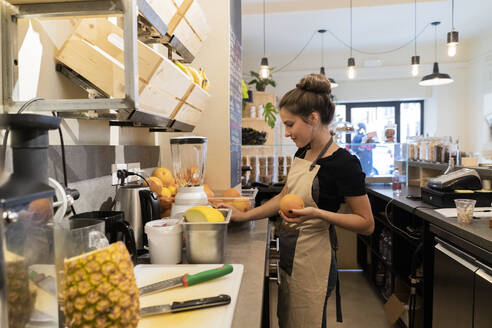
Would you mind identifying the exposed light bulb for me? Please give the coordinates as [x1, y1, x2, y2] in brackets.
[447, 30, 459, 57]
[259, 65, 270, 79]
[447, 42, 457, 57]
[347, 66, 356, 79]
[411, 55, 420, 76]
[347, 57, 356, 80]
[259, 57, 270, 79]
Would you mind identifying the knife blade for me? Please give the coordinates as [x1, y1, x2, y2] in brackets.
[139, 264, 233, 296]
[140, 294, 231, 317]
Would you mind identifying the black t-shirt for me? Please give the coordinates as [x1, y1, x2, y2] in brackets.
[294, 147, 366, 212]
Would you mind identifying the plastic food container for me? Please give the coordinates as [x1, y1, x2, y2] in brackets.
[145, 218, 183, 264]
[208, 188, 258, 212]
[182, 208, 232, 264]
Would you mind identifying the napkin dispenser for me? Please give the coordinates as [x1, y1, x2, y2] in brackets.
[427, 168, 482, 192]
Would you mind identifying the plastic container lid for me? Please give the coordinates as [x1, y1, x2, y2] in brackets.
[145, 218, 182, 234]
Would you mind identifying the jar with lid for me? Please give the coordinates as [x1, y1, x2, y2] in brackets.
[428, 137, 437, 162]
[384, 122, 397, 143]
[442, 136, 452, 163]
[434, 137, 444, 163]
[407, 136, 417, 161]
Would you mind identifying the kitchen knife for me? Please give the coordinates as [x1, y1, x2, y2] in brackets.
[140, 294, 231, 317]
[139, 264, 233, 296]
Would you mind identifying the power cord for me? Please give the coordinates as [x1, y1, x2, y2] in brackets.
[1, 97, 44, 171]
[384, 199, 421, 241]
[52, 112, 77, 216]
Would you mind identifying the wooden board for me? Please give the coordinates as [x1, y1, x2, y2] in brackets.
[135, 264, 244, 328]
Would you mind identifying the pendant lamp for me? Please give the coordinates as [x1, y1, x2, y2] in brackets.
[419, 21, 453, 86]
[411, 0, 420, 76]
[258, 0, 270, 79]
[318, 29, 338, 88]
[347, 0, 356, 79]
[447, 0, 459, 57]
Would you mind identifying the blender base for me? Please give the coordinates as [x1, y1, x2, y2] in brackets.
[171, 186, 209, 216]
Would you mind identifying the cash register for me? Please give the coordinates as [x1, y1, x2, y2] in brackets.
[421, 168, 492, 207]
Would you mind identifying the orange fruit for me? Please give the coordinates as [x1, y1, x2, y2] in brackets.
[203, 184, 215, 198]
[168, 184, 178, 196]
[159, 187, 173, 198]
[28, 198, 52, 223]
[232, 198, 251, 212]
[279, 194, 304, 218]
[223, 188, 241, 197]
[152, 168, 175, 187]
[159, 196, 174, 210]
[147, 176, 163, 194]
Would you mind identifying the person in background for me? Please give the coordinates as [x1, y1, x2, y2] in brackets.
[351, 122, 376, 176]
[225, 74, 374, 328]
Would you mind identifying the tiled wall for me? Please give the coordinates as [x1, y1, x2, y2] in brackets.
[4, 145, 160, 213]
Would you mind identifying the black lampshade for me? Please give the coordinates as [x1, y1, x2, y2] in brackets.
[419, 62, 453, 86]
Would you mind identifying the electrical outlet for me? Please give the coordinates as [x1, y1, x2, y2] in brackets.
[111, 163, 128, 185]
[127, 162, 141, 183]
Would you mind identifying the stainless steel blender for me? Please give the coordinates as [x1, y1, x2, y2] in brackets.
[0, 114, 61, 327]
[170, 136, 208, 215]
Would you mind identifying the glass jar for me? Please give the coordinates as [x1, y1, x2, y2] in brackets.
[407, 136, 417, 161]
[434, 137, 444, 163]
[384, 122, 397, 143]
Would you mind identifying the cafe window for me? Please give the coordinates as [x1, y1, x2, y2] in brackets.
[342, 100, 424, 143]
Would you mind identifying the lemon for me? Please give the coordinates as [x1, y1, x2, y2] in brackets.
[184, 206, 225, 222]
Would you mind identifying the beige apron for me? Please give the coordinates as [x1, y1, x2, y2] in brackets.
[277, 154, 334, 328]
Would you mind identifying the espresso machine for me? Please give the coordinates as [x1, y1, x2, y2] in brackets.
[0, 114, 61, 327]
[170, 136, 208, 215]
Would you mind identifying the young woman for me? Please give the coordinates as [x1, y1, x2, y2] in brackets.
[229, 73, 374, 327]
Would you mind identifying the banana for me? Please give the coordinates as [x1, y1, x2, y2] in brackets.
[200, 68, 210, 92]
[186, 66, 202, 85]
[174, 60, 188, 75]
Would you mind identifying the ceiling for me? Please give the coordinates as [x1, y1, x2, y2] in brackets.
[241, 0, 492, 72]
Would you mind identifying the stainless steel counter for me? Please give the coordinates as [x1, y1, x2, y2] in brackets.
[225, 219, 269, 328]
[366, 185, 492, 256]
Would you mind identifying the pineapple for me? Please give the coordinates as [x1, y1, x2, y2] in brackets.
[5, 250, 37, 328]
[63, 242, 139, 328]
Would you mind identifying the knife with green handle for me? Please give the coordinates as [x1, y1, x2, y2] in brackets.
[140, 294, 231, 316]
[139, 264, 233, 296]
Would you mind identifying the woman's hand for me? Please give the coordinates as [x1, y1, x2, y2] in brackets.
[217, 203, 250, 222]
[279, 207, 319, 224]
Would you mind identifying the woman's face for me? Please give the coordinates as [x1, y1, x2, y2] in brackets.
[279, 108, 314, 148]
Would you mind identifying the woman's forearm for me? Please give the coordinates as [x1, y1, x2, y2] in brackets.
[316, 209, 374, 235]
[245, 194, 282, 221]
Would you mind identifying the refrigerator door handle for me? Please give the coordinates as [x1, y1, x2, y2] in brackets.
[435, 242, 479, 273]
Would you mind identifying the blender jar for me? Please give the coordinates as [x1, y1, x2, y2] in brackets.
[170, 136, 207, 187]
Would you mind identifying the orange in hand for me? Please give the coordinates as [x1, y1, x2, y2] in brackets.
[279, 194, 304, 218]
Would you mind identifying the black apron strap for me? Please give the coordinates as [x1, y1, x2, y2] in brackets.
[309, 137, 333, 171]
[329, 224, 343, 323]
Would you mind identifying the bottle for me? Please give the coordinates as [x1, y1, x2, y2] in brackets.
[249, 105, 256, 118]
[392, 168, 402, 196]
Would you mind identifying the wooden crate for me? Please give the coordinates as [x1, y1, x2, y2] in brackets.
[56, 18, 209, 125]
[147, 0, 208, 57]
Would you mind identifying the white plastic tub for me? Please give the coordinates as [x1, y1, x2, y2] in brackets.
[145, 218, 183, 264]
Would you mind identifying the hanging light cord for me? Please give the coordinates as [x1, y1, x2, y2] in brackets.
[321, 32, 324, 66]
[414, 0, 417, 55]
[275, 24, 430, 72]
[263, 0, 266, 57]
[451, 0, 454, 29]
[350, 0, 353, 57]
[434, 23, 438, 62]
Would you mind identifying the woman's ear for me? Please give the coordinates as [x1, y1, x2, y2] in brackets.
[309, 112, 320, 125]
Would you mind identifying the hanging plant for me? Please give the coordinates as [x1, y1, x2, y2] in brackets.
[262, 102, 278, 128]
[248, 71, 277, 92]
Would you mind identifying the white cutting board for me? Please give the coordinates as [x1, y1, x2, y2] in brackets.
[135, 264, 244, 328]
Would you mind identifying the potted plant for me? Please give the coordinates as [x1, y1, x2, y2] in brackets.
[248, 71, 277, 92]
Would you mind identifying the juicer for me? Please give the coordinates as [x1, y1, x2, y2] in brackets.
[0, 114, 61, 327]
[170, 136, 209, 216]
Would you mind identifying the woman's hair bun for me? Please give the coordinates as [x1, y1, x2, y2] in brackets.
[296, 73, 331, 94]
